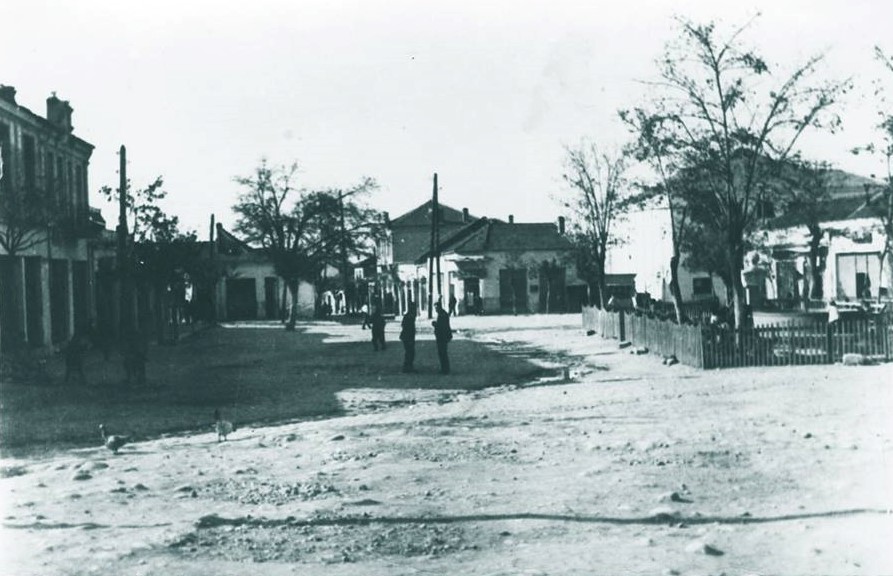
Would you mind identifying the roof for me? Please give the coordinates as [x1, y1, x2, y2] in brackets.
[418, 219, 573, 261]
[0, 90, 94, 154]
[767, 187, 887, 229]
[390, 200, 476, 228]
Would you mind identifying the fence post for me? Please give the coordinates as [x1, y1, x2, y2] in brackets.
[619, 311, 625, 341]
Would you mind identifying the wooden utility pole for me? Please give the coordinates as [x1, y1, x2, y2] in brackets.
[209, 214, 218, 322]
[427, 173, 437, 318]
[435, 177, 442, 308]
[339, 191, 349, 312]
[116, 145, 132, 336]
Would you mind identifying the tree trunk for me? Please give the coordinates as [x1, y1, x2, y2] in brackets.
[285, 278, 299, 331]
[807, 226, 824, 302]
[594, 255, 608, 310]
[668, 253, 686, 324]
[728, 237, 747, 330]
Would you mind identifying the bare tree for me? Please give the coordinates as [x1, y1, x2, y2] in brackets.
[562, 142, 630, 308]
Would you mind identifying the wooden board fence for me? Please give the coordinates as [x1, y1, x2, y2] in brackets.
[582, 306, 891, 369]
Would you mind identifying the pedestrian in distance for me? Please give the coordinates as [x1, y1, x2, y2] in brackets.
[826, 299, 840, 362]
[361, 303, 370, 330]
[371, 305, 387, 351]
[448, 294, 458, 316]
[433, 302, 453, 374]
[400, 302, 417, 372]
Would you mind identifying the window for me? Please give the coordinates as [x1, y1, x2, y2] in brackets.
[692, 277, 713, 296]
[23, 134, 36, 194]
[0, 121, 10, 194]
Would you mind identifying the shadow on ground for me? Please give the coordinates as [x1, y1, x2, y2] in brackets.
[0, 324, 550, 456]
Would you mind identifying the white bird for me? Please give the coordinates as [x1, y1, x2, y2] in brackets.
[99, 424, 129, 454]
[214, 409, 235, 442]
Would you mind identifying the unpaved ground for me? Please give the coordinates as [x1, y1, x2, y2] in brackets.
[1, 315, 892, 575]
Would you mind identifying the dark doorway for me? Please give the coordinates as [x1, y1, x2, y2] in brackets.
[538, 263, 566, 313]
[49, 259, 69, 344]
[463, 278, 480, 314]
[72, 261, 89, 333]
[226, 278, 257, 320]
[499, 268, 528, 314]
[25, 257, 44, 347]
[264, 277, 279, 320]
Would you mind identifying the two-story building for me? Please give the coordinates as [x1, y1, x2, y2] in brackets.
[0, 86, 102, 351]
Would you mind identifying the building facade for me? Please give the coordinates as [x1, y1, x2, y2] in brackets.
[0, 86, 101, 351]
[380, 199, 584, 316]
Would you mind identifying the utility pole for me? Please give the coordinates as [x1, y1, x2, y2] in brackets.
[435, 180, 442, 308]
[209, 214, 218, 322]
[427, 173, 437, 319]
[339, 191, 349, 313]
[116, 145, 132, 336]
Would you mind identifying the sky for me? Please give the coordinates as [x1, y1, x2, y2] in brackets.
[2, 0, 891, 236]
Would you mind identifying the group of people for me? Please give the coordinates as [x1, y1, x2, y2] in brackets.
[363, 300, 453, 374]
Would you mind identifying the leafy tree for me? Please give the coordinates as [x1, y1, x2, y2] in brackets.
[853, 47, 893, 300]
[636, 16, 847, 327]
[562, 142, 631, 308]
[621, 109, 700, 323]
[770, 158, 836, 302]
[99, 176, 199, 340]
[232, 159, 381, 329]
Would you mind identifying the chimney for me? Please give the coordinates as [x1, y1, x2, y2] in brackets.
[46, 92, 73, 132]
[558, 216, 566, 235]
[462, 207, 469, 223]
[508, 214, 514, 224]
[0, 85, 16, 105]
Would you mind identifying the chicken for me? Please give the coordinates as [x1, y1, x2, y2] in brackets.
[99, 424, 129, 454]
[214, 409, 235, 442]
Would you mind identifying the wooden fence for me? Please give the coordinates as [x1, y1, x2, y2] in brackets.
[582, 306, 891, 369]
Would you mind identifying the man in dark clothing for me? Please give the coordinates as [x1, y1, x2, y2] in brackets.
[448, 294, 458, 316]
[371, 306, 386, 351]
[433, 303, 452, 374]
[399, 302, 417, 372]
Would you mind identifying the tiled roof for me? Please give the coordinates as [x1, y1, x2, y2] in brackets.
[764, 168, 886, 229]
[416, 219, 572, 261]
[390, 200, 475, 227]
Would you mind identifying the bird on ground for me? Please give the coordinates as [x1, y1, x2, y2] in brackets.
[99, 424, 129, 454]
[214, 409, 235, 442]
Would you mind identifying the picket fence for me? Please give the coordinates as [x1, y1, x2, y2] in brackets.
[582, 306, 891, 369]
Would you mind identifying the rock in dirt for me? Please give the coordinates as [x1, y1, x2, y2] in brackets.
[619, 341, 632, 349]
[586, 330, 596, 336]
[685, 540, 724, 556]
[72, 471, 92, 481]
[633, 347, 649, 355]
[331, 434, 346, 442]
[842, 353, 868, 366]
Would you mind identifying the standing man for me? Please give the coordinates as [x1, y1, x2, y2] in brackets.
[400, 302, 417, 372]
[371, 305, 387, 351]
[433, 302, 453, 374]
[826, 299, 840, 363]
[448, 294, 458, 316]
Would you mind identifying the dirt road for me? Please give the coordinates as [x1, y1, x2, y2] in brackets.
[1, 315, 892, 575]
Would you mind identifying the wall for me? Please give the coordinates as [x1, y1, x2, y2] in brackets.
[607, 205, 728, 305]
